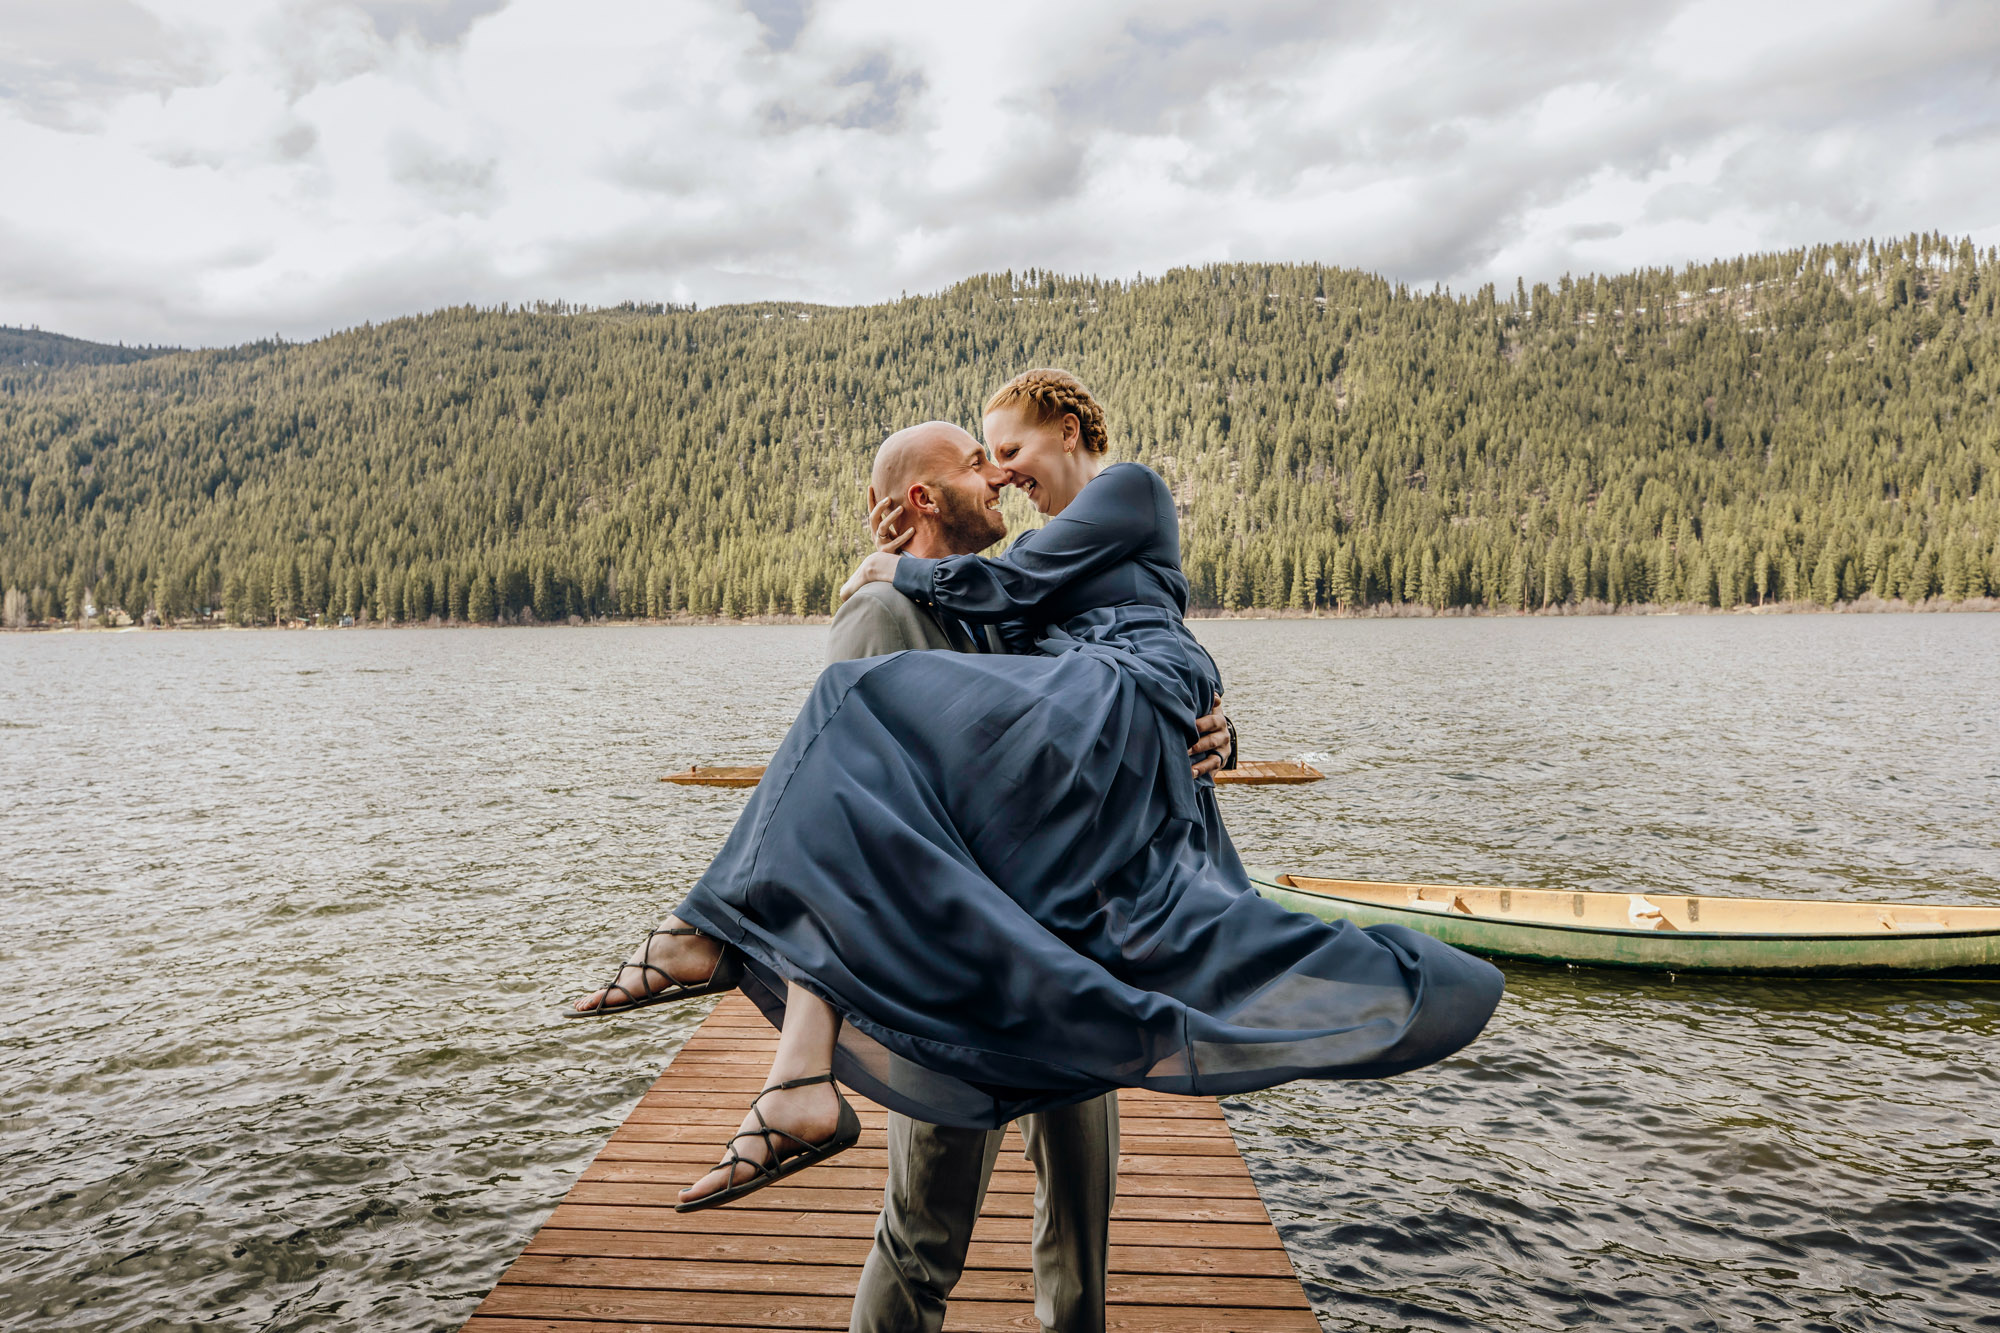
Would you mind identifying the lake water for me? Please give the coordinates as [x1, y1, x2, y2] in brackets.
[3, 616, 1997, 1332]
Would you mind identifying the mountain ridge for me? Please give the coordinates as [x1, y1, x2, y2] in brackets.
[2, 236, 1996, 627]
[1, 325, 182, 370]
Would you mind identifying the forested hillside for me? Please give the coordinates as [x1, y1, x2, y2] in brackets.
[3, 234, 1997, 628]
[1, 327, 180, 370]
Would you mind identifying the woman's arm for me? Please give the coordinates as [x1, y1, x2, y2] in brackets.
[837, 550, 902, 604]
[890, 463, 1162, 622]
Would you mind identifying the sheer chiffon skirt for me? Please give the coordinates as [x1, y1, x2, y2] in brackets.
[674, 647, 1505, 1130]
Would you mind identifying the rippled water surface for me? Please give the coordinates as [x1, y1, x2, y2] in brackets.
[4, 617, 1997, 1332]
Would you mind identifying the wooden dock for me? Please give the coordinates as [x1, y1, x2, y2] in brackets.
[463, 995, 1318, 1332]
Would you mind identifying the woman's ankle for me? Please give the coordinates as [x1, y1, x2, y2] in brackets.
[764, 1064, 831, 1090]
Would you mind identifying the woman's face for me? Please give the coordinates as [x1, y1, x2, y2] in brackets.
[982, 404, 1090, 515]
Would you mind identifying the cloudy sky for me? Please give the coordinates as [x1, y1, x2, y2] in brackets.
[4, 0, 1999, 346]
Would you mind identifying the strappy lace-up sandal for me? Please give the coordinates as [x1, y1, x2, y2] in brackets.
[563, 925, 744, 1018]
[674, 1074, 862, 1212]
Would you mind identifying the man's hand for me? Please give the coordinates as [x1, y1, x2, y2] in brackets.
[1189, 693, 1233, 779]
[837, 551, 901, 604]
[865, 488, 913, 554]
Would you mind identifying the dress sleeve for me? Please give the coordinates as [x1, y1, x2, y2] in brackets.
[891, 463, 1160, 622]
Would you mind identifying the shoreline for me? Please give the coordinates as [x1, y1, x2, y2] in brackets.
[1188, 594, 2000, 619]
[7, 594, 1997, 633]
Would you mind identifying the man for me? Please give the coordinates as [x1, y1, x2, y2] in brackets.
[835, 421, 1234, 1333]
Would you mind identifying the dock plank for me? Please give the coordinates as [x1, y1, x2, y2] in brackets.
[521, 1230, 1301, 1277]
[499, 1256, 1309, 1309]
[463, 995, 1313, 1332]
[581, 1161, 1262, 1197]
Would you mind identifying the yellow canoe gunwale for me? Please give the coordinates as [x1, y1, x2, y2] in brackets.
[1248, 871, 2000, 978]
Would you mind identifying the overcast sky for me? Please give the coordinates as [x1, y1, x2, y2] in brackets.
[4, 0, 1999, 347]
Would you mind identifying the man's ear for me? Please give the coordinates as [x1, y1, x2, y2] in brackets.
[907, 482, 941, 515]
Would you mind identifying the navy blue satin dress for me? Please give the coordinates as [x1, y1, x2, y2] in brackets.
[676, 462, 1503, 1128]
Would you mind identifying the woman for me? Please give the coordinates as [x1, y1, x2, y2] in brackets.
[573, 369, 1505, 1210]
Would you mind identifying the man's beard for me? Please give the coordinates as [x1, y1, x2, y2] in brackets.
[932, 485, 1006, 555]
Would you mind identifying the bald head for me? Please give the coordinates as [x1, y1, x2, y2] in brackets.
[871, 421, 978, 502]
[868, 420, 1009, 559]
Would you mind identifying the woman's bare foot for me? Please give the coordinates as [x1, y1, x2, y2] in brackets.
[571, 917, 724, 1012]
[679, 1075, 843, 1205]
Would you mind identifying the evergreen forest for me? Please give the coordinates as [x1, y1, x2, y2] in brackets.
[2, 326, 181, 370]
[3, 233, 1998, 629]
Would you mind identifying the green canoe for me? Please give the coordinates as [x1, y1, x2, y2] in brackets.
[1247, 869, 2000, 978]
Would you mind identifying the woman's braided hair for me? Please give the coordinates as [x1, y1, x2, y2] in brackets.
[983, 368, 1110, 455]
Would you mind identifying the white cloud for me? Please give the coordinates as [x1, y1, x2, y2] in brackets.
[2, 0, 1997, 345]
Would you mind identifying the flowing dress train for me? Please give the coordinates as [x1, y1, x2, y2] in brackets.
[675, 462, 1504, 1128]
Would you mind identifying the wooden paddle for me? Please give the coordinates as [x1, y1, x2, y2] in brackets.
[662, 760, 1323, 788]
